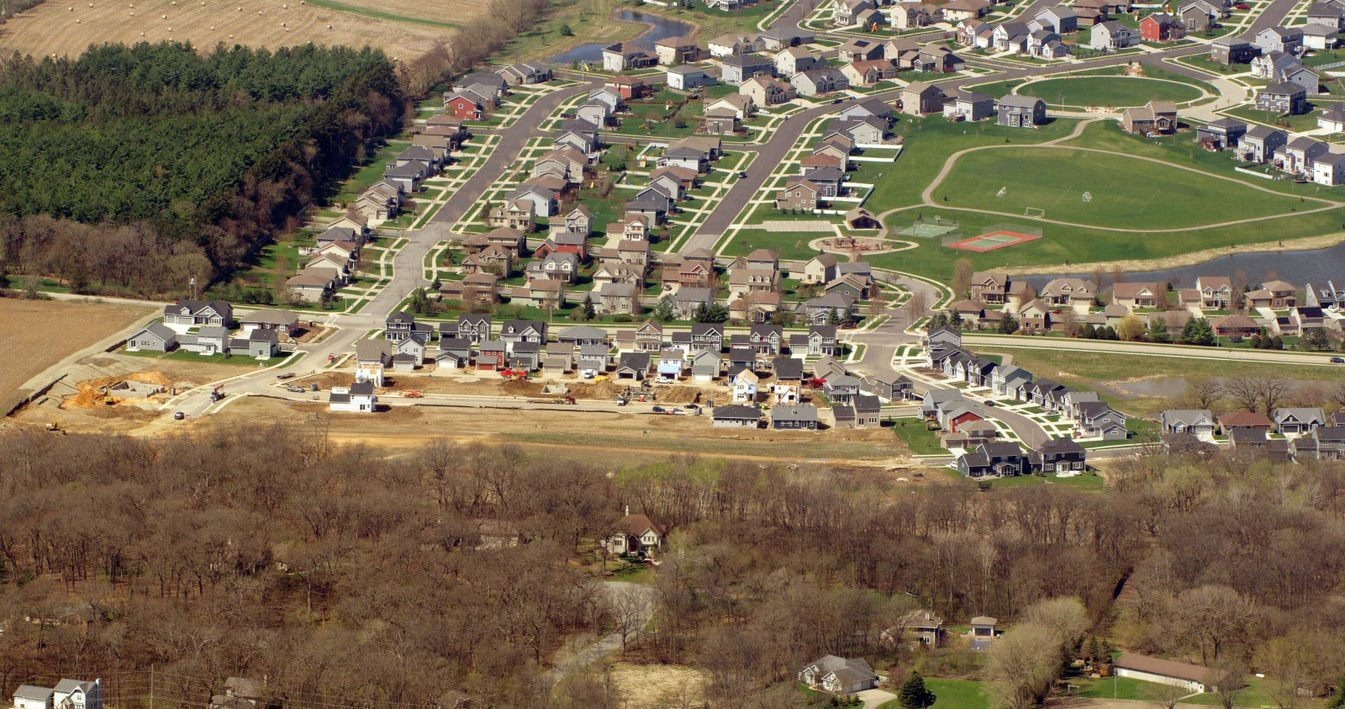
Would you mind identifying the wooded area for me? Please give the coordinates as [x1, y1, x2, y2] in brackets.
[0, 42, 403, 296]
[1, 428, 1344, 707]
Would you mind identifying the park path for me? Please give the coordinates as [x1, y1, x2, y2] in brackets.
[917, 139, 1345, 235]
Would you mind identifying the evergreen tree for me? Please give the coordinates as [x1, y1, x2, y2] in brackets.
[1148, 318, 1171, 343]
[1181, 318, 1216, 346]
[898, 672, 936, 709]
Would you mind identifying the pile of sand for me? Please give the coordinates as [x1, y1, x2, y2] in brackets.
[65, 371, 173, 409]
[499, 379, 545, 397]
[568, 380, 628, 400]
[656, 385, 706, 405]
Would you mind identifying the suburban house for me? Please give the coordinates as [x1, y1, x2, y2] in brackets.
[900, 82, 946, 115]
[1256, 82, 1309, 115]
[162, 299, 234, 333]
[1140, 13, 1185, 42]
[601, 42, 657, 72]
[1218, 410, 1274, 435]
[997, 94, 1047, 127]
[798, 656, 879, 694]
[970, 271, 1011, 304]
[720, 54, 775, 84]
[1195, 117, 1247, 150]
[328, 382, 377, 413]
[1291, 426, 1345, 460]
[957, 441, 1027, 477]
[944, 89, 995, 122]
[713, 404, 765, 428]
[127, 323, 179, 353]
[1254, 25, 1303, 55]
[772, 404, 820, 430]
[1090, 21, 1139, 50]
[1247, 279, 1298, 309]
[1273, 407, 1326, 434]
[1112, 282, 1166, 310]
[1210, 36, 1259, 64]
[1121, 100, 1178, 134]
[1161, 409, 1217, 437]
[1236, 125, 1287, 163]
[1031, 438, 1088, 474]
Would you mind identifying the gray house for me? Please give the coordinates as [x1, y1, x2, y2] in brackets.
[1257, 81, 1309, 114]
[1161, 409, 1217, 436]
[1236, 125, 1287, 163]
[772, 404, 821, 430]
[719, 54, 774, 84]
[997, 94, 1047, 127]
[127, 322, 178, 352]
[1036, 5, 1078, 33]
[1254, 25, 1303, 55]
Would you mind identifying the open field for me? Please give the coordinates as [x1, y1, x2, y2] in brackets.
[0, 297, 155, 400]
[187, 396, 925, 466]
[936, 147, 1306, 229]
[1018, 76, 1204, 108]
[0, 0, 475, 62]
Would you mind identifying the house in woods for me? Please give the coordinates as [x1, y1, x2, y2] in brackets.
[899, 609, 946, 647]
[797, 656, 879, 694]
[14, 680, 104, 709]
[1114, 653, 1224, 693]
[970, 616, 998, 650]
[605, 509, 665, 556]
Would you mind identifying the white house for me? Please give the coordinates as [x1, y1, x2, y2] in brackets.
[328, 382, 378, 413]
[13, 686, 55, 709]
[732, 368, 759, 403]
[1114, 653, 1221, 694]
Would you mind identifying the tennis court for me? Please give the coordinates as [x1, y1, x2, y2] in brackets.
[946, 229, 1041, 253]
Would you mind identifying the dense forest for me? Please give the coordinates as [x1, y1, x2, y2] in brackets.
[0, 42, 403, 296]
[1, 428, 1344, 707]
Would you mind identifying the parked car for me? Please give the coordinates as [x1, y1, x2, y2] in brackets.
[1331, 356, 1345, 364]
[652, 405, 666, 413]
[276, 372, 296, 380]
[174, 411, 185, 420]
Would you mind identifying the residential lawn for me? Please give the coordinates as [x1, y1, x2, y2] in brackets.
[964, 78, 1025, 97]
[721, 229, 828, 260]
[936, 147, 1305, 229]
[925, 678, 989, 709]
[1224, 105, 1323, 133]
[979, 346, 1345, 394]
[126, 349, 283, 366]
[1073, 675, 1181, 701]
[1182, 676, 1286, 706]
[973, 471, 1107, 490]
[1017, 75, 1205, 108]
[332, 138, 409, 203]
[891, 416, 944, 455]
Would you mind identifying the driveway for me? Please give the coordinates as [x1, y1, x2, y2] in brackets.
[855, 688, 896, 708]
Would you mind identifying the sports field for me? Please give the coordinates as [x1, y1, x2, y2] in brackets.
[936, 147, 1309, 229]
[948, 229, 1041, 252]
[1019, 76, 1205, 107]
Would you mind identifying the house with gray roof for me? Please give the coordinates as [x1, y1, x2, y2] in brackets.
[1161, 409, 1217, 436]
[1235, 124, 1287, 163]
[1273, 407, 1326, 434]
[771, 404, 821, 430]
[127, 322, 179, 353]
[798, 656, 878, 694]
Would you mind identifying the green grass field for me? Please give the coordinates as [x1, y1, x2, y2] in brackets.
[880, 678, 989, 709]
[936, 147, 1306, 229]
[1020, 76, 1205, 107]
[891, 417, 944, 455]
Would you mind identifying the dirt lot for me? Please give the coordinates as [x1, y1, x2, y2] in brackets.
[0, 297, 154, 400]
[610, 663, 707, 708]
[0, 0, 483, 62]
[9, 352, 253, 434]
[192, 396, 921, 468]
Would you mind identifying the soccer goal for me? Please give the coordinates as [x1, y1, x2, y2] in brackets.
[1023, 207, 1046, 218]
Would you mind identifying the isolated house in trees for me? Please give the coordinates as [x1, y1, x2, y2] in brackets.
[798, 656, 879, 694]
[605, 510, 665, 556]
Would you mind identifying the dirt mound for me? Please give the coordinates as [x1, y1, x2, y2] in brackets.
[64, 371, 172, 409]
[568, 380, 628, 400]
[655, 385, 706, 405]
[499, 379, 545, 396]
[307, 372, 355, 390]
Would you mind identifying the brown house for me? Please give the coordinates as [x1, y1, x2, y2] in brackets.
[776, 179, 821, 210]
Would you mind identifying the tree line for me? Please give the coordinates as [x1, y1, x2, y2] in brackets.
[0, 42, 403, 297]
[2, 428, 1344, 707]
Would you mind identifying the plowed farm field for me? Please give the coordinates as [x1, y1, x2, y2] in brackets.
[0, 0, 485, 62]
[0, 297, 154, 405]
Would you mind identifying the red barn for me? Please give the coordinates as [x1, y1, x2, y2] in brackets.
[1140, 13, 1185, 42]
[445, 94, 486, 120]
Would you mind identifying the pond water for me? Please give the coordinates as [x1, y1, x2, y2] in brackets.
[1022, 242, 1345, 292]
[548, 10, 696, 65]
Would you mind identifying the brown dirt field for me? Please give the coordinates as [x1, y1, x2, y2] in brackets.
[0, 298, 154, 395]
[0, 0, 478, 62]
[610, 663, 708, 708]
[194, 396, 918, 466]
[339, 0, 489, 24]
